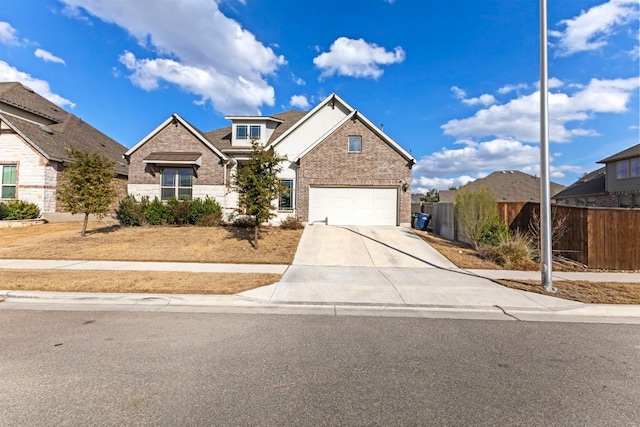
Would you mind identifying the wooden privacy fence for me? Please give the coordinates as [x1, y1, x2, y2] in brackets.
[497, 202, 639, 270]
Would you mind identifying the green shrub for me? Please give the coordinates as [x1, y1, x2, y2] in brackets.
[192, 197, 223, 226]
[279, 215, 304, 230]
[116, 195, 223, 227]
[490, 231, 533, 268]
[454, 186, 499, 248]
[1, 200, 40, 220]
[478, 218, 509, 247]
[146, 197, 171, 225]
[116, 195, 145, 226]
[167, 198, 190, 225]
[0, 202, 9, 220]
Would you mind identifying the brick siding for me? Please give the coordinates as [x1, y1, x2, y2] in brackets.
[128, 121, 225, 186]
[297, 117, 412, 224]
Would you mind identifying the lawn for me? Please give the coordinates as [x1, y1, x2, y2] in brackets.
[0, 222, 302, 264]
[0, 221, 300, 295]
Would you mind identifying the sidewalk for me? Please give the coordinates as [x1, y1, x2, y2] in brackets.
[0, 259, 287, 274]
[1, 258, 639, 323]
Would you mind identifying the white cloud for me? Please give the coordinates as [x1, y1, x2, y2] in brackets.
[60, 0, 286, 115]
[549, 0, 639, 56]
[290, 95, 310, 109]
[534, 77, 565, 89]
[0, 21, 19, 45]
[442, 77, 639, 143]
[34, 48, 66, 65]
[313, 37, 405, 79]
[0, 61, 75, 108]
[118, 51, 274, 114]
[292, 74, 305, 86]
[412, 175, 475, 193]
[497, 83, 529, 94]
[411, 138, 586, 190]
[451, 86, 496, 106]
[414, 139, 541, 177]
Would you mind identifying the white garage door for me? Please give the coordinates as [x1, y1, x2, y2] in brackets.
[308, 187, 397, 226]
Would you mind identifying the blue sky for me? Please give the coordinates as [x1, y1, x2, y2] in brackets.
[1, 0, 638, 192]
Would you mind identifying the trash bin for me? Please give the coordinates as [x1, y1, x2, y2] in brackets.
[415, 213, 431, 231]
[411, 212, 418, 228]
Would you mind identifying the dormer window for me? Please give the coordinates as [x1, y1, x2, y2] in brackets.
[250, 125, 261, 140]
[236, 125, 248, 140]
[236, 125, 261, 141]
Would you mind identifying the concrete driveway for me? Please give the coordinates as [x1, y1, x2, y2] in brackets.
[240, 225, 580, 311]
[292, 225, 456, 269]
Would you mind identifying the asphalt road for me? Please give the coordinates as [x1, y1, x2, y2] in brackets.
[1, 311, 639, 426]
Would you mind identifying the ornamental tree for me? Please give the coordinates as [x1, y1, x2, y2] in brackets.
[57, 146, 116, 236]
[234, 141, 284, 249]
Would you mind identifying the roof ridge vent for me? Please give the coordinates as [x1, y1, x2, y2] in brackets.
[39, 125, 54, 135]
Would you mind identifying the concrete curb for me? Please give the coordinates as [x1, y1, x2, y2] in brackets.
[2, 290, 639, 324]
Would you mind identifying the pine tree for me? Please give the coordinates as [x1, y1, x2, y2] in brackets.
[57, 146, 116, 236]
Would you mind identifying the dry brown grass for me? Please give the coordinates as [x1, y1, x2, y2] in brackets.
[495, 279, 640, 305]
[414, 230, 503, 269]
[0, 222, 302, 264]
[416, 230, 639, 305]
[1, 270, 280, 295]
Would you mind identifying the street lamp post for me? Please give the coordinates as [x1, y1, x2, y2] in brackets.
[540, 0, 556, 292]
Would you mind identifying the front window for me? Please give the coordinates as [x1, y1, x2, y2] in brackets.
[161, 168, 193, 200]
[279, 179, 294, 210]
[348, 136, 362, 153]
[617, 160, 630, 179]
[630, 158, 640, 177]
[1, 164, 16, 199]
[236, 125, 248, 140]
[250, 125, 261, 140]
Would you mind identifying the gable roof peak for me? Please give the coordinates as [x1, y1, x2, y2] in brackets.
[597, 143, 640, 163]
[124, 112, 228, 161]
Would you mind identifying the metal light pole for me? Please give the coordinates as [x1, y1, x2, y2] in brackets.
[539, 0, 556, 292]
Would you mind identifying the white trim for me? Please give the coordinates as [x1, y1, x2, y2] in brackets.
[293, 110, 415, 163]
[124, 113, 228, 161]
[0, 113, 60, 162]
[224, 115, 284, 124]
[267, 93, 354, 150]
[142, 158, 202, 166]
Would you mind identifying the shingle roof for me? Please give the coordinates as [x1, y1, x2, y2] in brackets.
[598, 143, 640, 163]
[143, 152, 202, 162]
[0, 82, 128, 175]
[552, 167, 606, 199]
[452, 170, 565, 202]
[202, 110, 308, 153]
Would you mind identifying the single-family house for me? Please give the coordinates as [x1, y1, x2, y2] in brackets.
[553, 143, 640, 208]
[0, 82, 128, 216]
[124, 93, 415, 226]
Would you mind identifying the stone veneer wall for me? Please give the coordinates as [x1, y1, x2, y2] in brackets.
[127, 121, 226, 187]
[296, 117, 412, 224]
[0, 126, 58, 213]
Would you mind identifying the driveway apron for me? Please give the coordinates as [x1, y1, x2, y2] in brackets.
[240, 226, 578, 310]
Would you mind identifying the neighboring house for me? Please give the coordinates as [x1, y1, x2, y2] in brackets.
[441, 170, 565, 203]
[598, 143, 640, 208]
[552, 167, 607, 207]
[124, 93, 416, 226]
[0, 82, 128, 216]
[554, 143, 640, 208]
